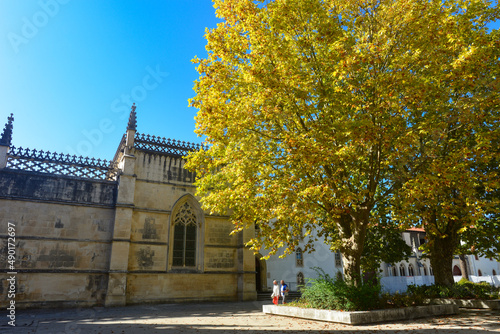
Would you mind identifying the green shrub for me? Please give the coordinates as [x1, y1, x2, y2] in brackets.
[298, 269, 498, 311]
[457, 278, 471, 285]
[407, 281, 495, 299]
[380, 291, 424, 308]
[299, 268, 382, 311]
[378, 284, 425, 308]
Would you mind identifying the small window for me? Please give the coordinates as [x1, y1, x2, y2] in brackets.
[475, 254, 479, 261]
[453, 265, 462, 276]
[297, 272, 305, 288]
[296, 248, 303, 267]
[423, 265, 428, 276]
[408, 264, 415, 276]
[399, 264, 406, 277]
[335, 251, 342, 267]
[493, 269, 497, 276]
[392, 266, 398, 277]
[429, 266, 433, 276]
[478, 269, 483, 276]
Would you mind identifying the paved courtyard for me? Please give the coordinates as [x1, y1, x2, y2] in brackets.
[2, 300, 500, 333]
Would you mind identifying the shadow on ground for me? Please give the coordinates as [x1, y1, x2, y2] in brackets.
[2, 301, 499, 333]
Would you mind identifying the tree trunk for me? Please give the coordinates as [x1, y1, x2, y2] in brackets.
[458, 254, 469, 281]
[428, 233, 458, 286]
[338, 211, 369, 286]
[342, 251, 363, 285]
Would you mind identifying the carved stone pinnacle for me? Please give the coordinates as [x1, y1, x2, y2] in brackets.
[127, 103, 137, 131]
[0, 113, 14, 146]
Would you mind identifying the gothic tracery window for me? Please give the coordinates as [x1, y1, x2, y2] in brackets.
[399, 264, 406, 277]
[408, 264, 415, 276]
[335, 251, 342, 267]
[296, 248, 303, 267]
[297, 272, 305, 288]
[172, 202, 197, 267]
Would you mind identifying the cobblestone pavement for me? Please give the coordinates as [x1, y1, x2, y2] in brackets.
[2, 300, 500, 333]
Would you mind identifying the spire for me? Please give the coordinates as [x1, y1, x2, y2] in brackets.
[127, 103, 137, 131]
[0, 113, 14, 146]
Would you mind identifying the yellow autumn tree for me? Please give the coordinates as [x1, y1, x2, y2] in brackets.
[186, 0, 500, 284]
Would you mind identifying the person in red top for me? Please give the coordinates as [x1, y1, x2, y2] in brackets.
[271, 280, 280, 305]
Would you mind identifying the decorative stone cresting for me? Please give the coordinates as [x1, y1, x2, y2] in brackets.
[134, 132, 205, 157]
[6, 146, 119, 181]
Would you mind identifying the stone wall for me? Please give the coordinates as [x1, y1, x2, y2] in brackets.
[0, 127, 256, 309]
[135, 152, 195, 186]
[0, 169, 116, 205]
[126, 273, 238, 304]
[0, 169, 116, 308]
[118, 149, 256, 304]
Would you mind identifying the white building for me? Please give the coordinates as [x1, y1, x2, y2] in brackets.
[380, 228, 500, 292]
[258, 227, 500, 293]
[257, 227, 343, 292]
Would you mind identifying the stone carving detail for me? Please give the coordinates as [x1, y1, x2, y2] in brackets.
[136, 248, 155, 269]
[142, 218, 158, 239]
[6, 146, 119, 181]
[207, 251, 235, 269]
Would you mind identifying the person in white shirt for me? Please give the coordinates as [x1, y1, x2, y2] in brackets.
[271, 280, 280, 304]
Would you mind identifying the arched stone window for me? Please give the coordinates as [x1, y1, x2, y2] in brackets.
[493, 269, 497, 276]
[399, 264, 406, 277]
[408, 264, 415, 276]
[429, 266, 433, 276]
[297, 272, 305, 288]
[335, 251, 342, 267]
[172, 202, 197, 267]
[296, 248, 303, 267]
[169, 196, 204, 271]
[478, 269, 483, 276]
[423, 265, 428, 276]
[453, 265, 462, 276]
[391, 266, 398, 277]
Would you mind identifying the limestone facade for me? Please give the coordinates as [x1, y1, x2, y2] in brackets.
[0, 108, 256, 309]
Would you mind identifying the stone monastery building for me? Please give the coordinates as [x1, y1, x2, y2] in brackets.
[0, 106, 256, 309]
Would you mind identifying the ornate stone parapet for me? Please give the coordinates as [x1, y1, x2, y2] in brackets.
[5, 146, 120, 181]
[134, 133, 205, 157]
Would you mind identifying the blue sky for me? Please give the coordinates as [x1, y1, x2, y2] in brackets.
[1, 1, 498, 161]
[0, 0, 221, 160]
